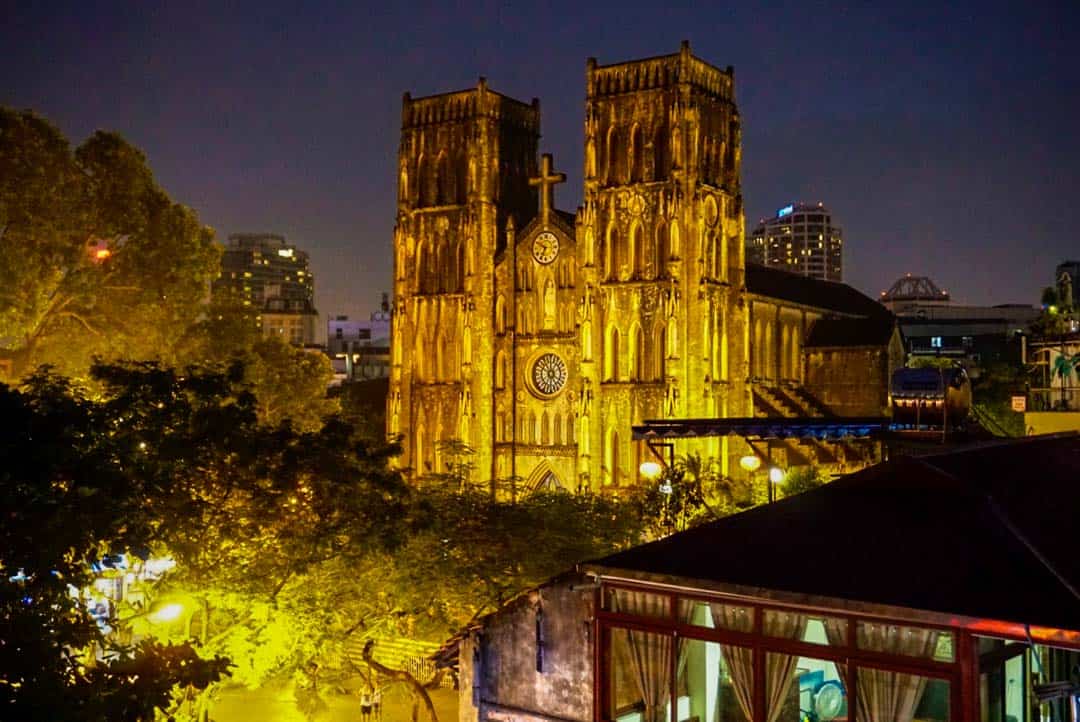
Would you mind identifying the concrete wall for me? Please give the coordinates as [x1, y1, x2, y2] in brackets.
[460, 575, 595, 722]
[804, 346, 890, 417]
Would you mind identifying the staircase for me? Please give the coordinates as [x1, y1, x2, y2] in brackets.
[751, 383, 880, 469]
[343, 635, 443, 683]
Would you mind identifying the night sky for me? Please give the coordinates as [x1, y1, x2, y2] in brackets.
[5, 1, 1078, 329]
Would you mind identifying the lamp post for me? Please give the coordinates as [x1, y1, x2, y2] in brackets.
[639, 460, 674, 534]
[768, 466, 786, 503]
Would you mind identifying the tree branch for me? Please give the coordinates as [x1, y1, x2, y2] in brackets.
[361, 639, 439, 722]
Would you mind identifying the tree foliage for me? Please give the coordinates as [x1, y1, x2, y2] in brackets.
[0, 108, 220, 378]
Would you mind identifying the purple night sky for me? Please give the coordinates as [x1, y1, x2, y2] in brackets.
[5, 1, 1078, 327]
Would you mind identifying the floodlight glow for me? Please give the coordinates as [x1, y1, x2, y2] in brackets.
[739, 455, 761, 472]
[769, 467, 785, 484]
[639, 461, 663, 481]
[151, 602, 184, 623]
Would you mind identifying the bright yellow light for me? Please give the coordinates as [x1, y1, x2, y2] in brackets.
[769, 467, 785, 484]
[639, 461, 663, 481]
[739, 455, 761, 472]
[151, 602, 184, 623]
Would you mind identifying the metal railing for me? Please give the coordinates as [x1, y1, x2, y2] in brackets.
[1028, 387, 1080, 412]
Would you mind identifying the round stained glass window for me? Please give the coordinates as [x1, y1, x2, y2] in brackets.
[531, 353, 567, 396]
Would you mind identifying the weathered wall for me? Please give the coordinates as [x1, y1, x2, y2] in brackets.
[460, 575, 595, 722]
[804, 346, 890, 417]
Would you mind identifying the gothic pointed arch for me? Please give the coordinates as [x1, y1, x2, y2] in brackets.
[655, 220, 668, 278]
[669, 219, 680, 259]
[455, 151, 468, 203]
[630, 221, 645, 279]
[494, 350, 506, 390]
[416, 153, 431, 206]
[604, 223, 619, 281]
[653, 321, 667, 381]
[541, 410, 551, 445]
[553, 414, 562, 445]
[581, 320, 593, 361]
[604, 426, 622, 487]
[604, 324, 620, 382]
[526, 461, 564, 494]
[653, 122, 669, 180]
[629, 322, 644, 381]
[629, 123, 644, 182]
[604, 125, 618, 184]
[495, 294, 507, 334]
[435, 151, 452, 205]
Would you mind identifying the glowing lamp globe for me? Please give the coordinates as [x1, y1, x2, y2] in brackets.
[769, 467, 785, 484]
[639, 461, 663, 481]
[739, 455, 761, 473]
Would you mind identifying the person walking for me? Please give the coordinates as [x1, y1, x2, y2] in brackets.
[359, 688, 372, 722]
[372, 686, 382, 722]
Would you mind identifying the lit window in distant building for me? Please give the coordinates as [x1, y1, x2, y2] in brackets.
[931, 337, 943, 348]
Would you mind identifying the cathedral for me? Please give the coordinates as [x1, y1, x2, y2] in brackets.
[387, 43, 901, 494]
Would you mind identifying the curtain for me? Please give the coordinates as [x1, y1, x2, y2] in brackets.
[612, 591, 673, 722]
[855, 625, 939, 722]
[763, 612, 808, 722]
[714, 603, 755, 722]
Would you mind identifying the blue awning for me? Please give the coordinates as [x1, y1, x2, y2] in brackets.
[631, 417, 889, 441]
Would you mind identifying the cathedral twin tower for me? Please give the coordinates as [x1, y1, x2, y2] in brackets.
[389, 42, 750, 494]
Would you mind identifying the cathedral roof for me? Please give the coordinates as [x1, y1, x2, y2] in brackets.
[804, 316, 898, 348]
[745, 264, 892, 320]
[587, 433, 1080, 633]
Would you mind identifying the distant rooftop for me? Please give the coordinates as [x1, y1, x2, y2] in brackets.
[881, 274, 950, 303]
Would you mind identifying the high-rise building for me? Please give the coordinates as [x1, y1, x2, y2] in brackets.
[327, 293, 392, 382]
[748, 202, 843, 281]
[211, 233, 318, 345]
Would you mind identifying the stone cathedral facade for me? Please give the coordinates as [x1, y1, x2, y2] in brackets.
[388, 43, 897, 494]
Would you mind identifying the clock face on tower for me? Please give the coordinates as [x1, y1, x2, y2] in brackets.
[532, 231, 559, 264]
[530, 352, 568, 396]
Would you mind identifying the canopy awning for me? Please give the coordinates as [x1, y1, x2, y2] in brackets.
[631, 416, 889, 441]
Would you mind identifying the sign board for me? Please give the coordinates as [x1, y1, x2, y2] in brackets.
[1011, 395, 1027, 413]
[777, 204, 794, 218]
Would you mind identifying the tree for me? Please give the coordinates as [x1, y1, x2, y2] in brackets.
[1, 360, 413, 720]
[0, 370, 229, 721]
[0, 108, 220, 379]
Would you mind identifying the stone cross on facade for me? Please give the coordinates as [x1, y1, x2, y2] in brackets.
[529, 153, 565, 224]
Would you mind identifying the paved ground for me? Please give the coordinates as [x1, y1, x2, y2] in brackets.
[212, 680, 458, 722]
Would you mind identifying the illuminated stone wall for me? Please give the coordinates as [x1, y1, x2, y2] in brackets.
[390, 45, 892, 494]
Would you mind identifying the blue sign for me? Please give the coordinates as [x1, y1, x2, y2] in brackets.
[777, 205, 794, 218]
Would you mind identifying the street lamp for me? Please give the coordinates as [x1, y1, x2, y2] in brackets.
[739, 455, 762, 473]
[639, 460, 663, 482]
[768, 467, 786, 503]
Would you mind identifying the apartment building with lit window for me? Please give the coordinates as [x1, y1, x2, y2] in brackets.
[748, 202, 844, 282]
[211, 233, 318, 345]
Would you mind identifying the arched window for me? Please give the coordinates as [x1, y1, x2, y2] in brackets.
[604, 224, 619, 281]
[653, 124, 669, 180]
[791, 325, 801, 382]
[399, 164, 409, 202]
[655, 324, 667, 380]
[456, 239, 465, 291]
[436, 152, 451, 205]
[669, 220, 680, 259]
[414, 330, 427, 382]
[655, 221, 668, 278]
[495, 412, 504, 442]
[566, 415, 574, 446]
[605, 428, 621, 486]
[630, 222, 645, 279]
[416, 153, 432, 206]
[541, 411, 551, 445]
[604, 326, 620, 382]
[529, 411, 539, 445]
[584, 227, 595, 267]
[455, 152, 468, 203]
[435, 238, 448, 292]
[495, 295, 507, 334]
[581, 320, 592, 361]
[553, 414, 562, 446]
[630, 324, 644, 381]
[495, 351, 507, 390]
[629, 124, 644, 183]
[604, 126, 618, 184]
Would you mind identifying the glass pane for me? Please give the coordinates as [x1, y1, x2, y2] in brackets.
[677, 638, 753, 722]
[605, 587, 671, 619]
[857, 668, 950, 722]
[764, 609, 848, 646]
[609, 627, 673, 722]
[856, 621, 954, 662]
[679, 599, 754, 633]
[767, 652, 848, 722]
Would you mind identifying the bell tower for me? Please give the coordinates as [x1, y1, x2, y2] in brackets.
[578, 41, 749, 491]
[390, 80, 540, 484]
